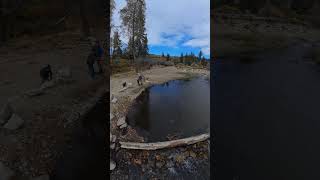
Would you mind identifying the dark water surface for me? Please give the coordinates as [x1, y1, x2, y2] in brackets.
[213, 42, 320, 180]
[127, 77, 210, 142]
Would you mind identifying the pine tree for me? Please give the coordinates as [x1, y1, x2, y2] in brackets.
[180, 53, 184, 63]
[112, 31, 122, 58]
[120, 0, 147, 62]
[162, 52, 165, 58]
[166, 53, 170, 61]
[198, 50, 203, 62]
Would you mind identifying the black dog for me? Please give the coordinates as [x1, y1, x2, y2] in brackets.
[40, 64, 52, 84]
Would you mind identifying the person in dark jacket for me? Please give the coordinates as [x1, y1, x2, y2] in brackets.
[92, 40, 104, 74]
[87, 51, 96, 79]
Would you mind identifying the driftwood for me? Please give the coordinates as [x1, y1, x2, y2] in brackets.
[119, 133, 209, 150]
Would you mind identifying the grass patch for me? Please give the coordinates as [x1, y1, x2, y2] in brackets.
[110, 58, 132, 74]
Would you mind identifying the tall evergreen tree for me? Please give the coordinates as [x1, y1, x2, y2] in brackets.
[112, 31, 122, 58]
[120, 0, 148, 62]
[167, 53, 170, 61]
[198, 50, 203, 61]
[180, 53, 184, 63]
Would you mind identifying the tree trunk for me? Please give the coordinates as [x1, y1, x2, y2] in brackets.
[79, 0, 90, 37]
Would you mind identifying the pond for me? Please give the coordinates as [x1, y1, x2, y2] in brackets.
[127, 76, 210, 142]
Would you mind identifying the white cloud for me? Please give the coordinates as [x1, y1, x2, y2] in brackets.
[113, 0, 210, 55]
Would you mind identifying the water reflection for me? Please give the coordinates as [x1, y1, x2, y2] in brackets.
[127, 77, 210, 142]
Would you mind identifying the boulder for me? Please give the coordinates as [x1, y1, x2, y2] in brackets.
[110, 160, 116, 171]
[111, 97, 118, 104]
[25, 88, 45, 97]
[111, 135, 117, 143]
[110, 113, 114, 121]
[110, 143, 115, 149]
[0, 103, 13, 125]
[32, 174, 50, 180]
[57, 67, 72, 79]
[4, 114, 24, 130]
[0, 162, 14, 180]
[40, 81, 56, 90]
[116, 117, 126, 127]
[119, 122, 127, 129]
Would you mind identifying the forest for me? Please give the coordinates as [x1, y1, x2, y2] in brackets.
[0, 0, 106, 44]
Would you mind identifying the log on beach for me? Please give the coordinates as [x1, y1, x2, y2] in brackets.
[119, 133, 210, 150]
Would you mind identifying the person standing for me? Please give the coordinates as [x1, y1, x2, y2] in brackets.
[92, 40, 104, 74]
[87, 50, 96, 79]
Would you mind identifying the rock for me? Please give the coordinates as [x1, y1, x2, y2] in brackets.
[166, 160, 174, 168]
[110, 160, 116, 171]
[119, 122, 127, 129]
[110, 133, 113, 142]
[128, 82, 132, 86]
[111, 135, 117, 143]
[117, 117, 126, 126]
[133, 158, 142, 165]
[156, 161, 164, 168]
[0, 103, 13, 125]
[40, 81, 56, 90]
[174, 154, 185, 164]
[57, 67, 72, 79]
[111, 97, 118, 104]
[110, 143, 115, 149]
[25, 88, 45, 97]
[4, 114, 24, 130]
[32, 174, 50, 180]
[110, 113, 114, 121]
[0, 162, 14, 180]
[189, 151, 196, 158]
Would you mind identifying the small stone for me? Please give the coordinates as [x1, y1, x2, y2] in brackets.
[189, 151, 196, 158]
[25, 88, 44, 97]
[133, 158, 142, 165]
[110, 113, 114, 121]
[117, 117, 126, 126]
[4, 114, 24, 130]
[112, 135, 117, 143]
[0, 162, 14, 180]
[174, 154, 185, 164]
[111, 97, 118, 104]
[32, 174, 50, 180]
[110, 160, 116, 171]
[110, 143, 115, 149]
[128, 82, 133, 86]
[156, 161, 164, 168]
[166, 160, 174, 168]
[40, 81, 56, 90]
[119, 122, 127, 129]
[155, 155, 161, 161]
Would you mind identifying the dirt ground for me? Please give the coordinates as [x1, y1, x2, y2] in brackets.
[0, 29, 107, 178]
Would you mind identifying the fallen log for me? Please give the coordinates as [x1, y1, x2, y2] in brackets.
[119, 133, 209, 150]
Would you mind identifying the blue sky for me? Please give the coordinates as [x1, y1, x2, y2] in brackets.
[112, 0, 210, 58]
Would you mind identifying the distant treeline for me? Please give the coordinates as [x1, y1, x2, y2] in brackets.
[0, 0, 105, 44]
[213, 0, 319, 14]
